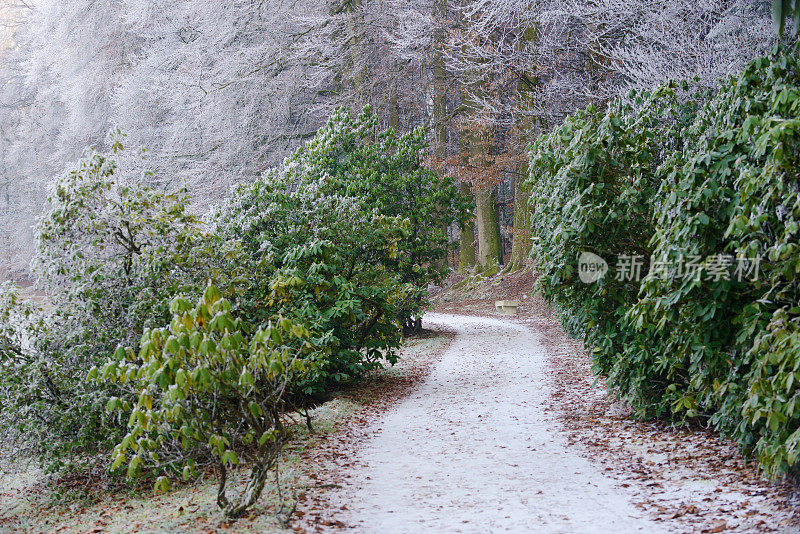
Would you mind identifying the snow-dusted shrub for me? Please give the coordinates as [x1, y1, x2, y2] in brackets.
[95, 282, 318, 518]
[631, 43, 800, 478]
[529, 43, 800, 478]
[214, 177, 409, 397]
[527, 81, 698, 416]
[0, 140, 233, 471]
[214, 107, 471, 335]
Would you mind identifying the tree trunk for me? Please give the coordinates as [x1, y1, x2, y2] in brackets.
[508, 161, 532, 271]
[475, 186, 502, 269]
[458, 182, 476, 271]
[469, 122, 502, 270]
[346, 0, 366, 104]
[432, 0, 447, 159]
[431, 0, 450, 270]
[507, 25, 539, 272]
[387, 87, 400, 130]
[217, 460, 273, 519]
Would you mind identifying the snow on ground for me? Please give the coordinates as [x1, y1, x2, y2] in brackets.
[327, 313, 666, 533]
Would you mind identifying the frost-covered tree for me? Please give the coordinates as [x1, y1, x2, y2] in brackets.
[0, 0, 442, 278]
[451, 0, 776, 127]
[0, 46, 30, 281]
[437, 0, 779, 268]
[0, 0, 782, 280]
[0, 0, 137, 278]
[114, 0, 331, 200]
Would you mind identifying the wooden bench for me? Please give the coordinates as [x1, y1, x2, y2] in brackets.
[495, 300, 519, 315]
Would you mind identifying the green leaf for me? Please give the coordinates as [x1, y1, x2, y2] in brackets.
[154, 476, 170, 494]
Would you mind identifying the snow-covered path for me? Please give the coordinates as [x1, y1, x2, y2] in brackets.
[332, 313, 666, 533]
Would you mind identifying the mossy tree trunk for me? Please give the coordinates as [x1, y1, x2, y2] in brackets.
[507, 26, 539, 272]
[508, 161, 532, 271]
[475, 186, 502, 268]
[458, 181, 476, 271]
[468, 122, 502, 270]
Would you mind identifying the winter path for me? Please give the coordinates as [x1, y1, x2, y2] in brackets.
[327, 313, 665, 533]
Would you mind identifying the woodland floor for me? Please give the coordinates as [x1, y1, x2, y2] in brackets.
[293, 269, 800, 532]
[428, 269, 800, 532]
[2, 268, 800, 532]
[0, 333, 454, 533]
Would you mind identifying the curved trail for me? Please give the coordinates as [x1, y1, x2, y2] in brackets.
[330, 313, 666, 533]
